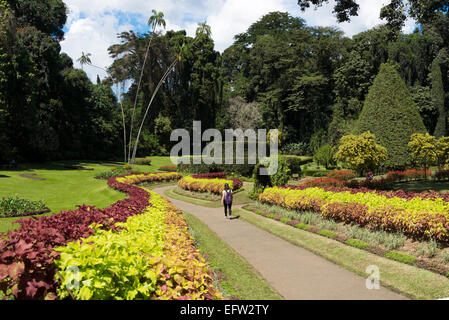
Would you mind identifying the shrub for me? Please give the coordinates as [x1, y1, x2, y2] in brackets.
[313, 145, 336, 170]
[281, 155, 312, 174]
[270, 157, 291, 187]
[0, 196, 48, 218]
[134, 158, 152, 166]
[95, 167, 131, 180]
[384, 251, 417, 265]
[318, 230, 336, 238]
[282, 143, 309, 156]
[357, 63, 427, 168]
[433, 169, 449, 181]
[334, 132, 388, 176]
[386, 169, 431, 182]
[295, 223, 311, 230]
[280, 217, 291, 224]
[346, 239, 369, 250]
[326, 170, 356, 181]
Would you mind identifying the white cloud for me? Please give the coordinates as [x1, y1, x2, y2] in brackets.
[61, 0, 418, 82]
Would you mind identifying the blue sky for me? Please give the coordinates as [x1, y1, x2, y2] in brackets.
[60, 0, 417, 83]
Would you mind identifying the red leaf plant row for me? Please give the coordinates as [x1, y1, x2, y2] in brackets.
[279, 185, 449, 202]
[0, 176, 151, 300]
[192, 172, 228, 179]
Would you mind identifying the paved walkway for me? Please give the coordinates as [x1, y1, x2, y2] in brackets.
[153, 186, 407, 300]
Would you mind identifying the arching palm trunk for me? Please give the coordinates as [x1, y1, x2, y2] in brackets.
[117, 83, 127, 163]
[128, 30, 156, 163]
[130, 58, 178, 165]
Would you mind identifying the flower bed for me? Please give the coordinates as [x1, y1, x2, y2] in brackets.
[116, 172, 182, 185]
[260, 186, 449, 242]
[326, 170, 356, 181]
[55, 190, 222, 300]
[0, 176, 150, 299]
[192, 172, 227, 179]
[386, 169, 431, 182]
[159, 165, 177, 172]
[178, 176, 243, 195]
[0, 173, 220, 300]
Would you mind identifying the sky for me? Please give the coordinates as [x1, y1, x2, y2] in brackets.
[60, 0, 417, 82]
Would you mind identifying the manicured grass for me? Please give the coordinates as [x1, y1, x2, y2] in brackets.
[236, 208, 449, 300]
[182, 212, 282, 300]
[0, 157, 175, 233]
[391, 180, 449, 193]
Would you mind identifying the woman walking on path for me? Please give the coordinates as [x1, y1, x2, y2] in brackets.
[222, 183, 233, 219]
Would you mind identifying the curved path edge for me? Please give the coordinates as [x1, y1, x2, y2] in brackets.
[154, 186, 407, 300]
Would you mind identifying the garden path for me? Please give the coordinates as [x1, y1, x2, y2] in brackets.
[153, 186, 407, 300]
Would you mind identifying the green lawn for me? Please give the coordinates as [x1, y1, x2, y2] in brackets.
[183, 212, 282, 300]
[391, 180, 449, 193]
[0, 157, 174, 233]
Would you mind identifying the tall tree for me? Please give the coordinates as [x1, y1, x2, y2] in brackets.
[128, 10, 166, 162]
[432, 56, 446, 138]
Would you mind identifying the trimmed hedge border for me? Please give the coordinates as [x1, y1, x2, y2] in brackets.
[241, 204, 449, 278]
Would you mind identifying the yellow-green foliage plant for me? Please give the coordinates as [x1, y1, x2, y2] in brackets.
[116, 172, 181, 185]
[408, 133, 438, 173]
[178, 176, 236, 194]
[334, 132, 388, 176]
[54, 190, 222, 300]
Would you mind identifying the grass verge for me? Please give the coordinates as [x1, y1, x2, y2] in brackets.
[182, 212, 282, 300]
[236, 208, 449, 300]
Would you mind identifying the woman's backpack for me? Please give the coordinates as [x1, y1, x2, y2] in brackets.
[225, 190, 233, 205]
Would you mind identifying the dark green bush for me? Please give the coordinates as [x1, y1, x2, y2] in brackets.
[281, 155, 312, 174]
[313, 145, 336, 170]
[357, 63, 426, 168]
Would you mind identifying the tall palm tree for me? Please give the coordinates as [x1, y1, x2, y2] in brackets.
[196, 21, 212, 38]
[130, 43, 187, 165]
[77, 52, 92, 70]
[128, 10, 166, 163]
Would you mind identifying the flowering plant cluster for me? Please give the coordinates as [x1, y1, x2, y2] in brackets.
[386, 169, 431, 182]
[178, 176, 243, 194]
[158, 165, 178, 172]
[260, 186, 449, 242]
[326, 170, 356, 181]
[191, 172, 227, 179]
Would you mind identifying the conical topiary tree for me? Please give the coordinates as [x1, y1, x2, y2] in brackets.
[357, 63, 426, 169]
